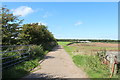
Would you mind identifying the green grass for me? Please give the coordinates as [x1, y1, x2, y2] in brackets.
[57, 41, 71, 46]
[72, 55, 110, 78]
[58, 41, 119, 78]
[63, 46, 75, 56]
[2, 58, 40, 79]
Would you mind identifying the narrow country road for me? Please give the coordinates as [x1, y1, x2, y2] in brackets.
[24, 45, 88, 78]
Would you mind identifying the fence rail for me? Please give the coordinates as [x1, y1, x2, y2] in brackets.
[1, 45, 31, 69]
[0, 49, 27, 54]
[0, 45, 30, 48]
[2, 56, 28, 65]
[3, 58, 28, 69]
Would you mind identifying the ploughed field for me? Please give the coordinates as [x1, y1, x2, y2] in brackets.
[67, 42, 119, 55]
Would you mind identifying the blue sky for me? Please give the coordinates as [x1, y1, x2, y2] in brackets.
[3, 2, 118, 40]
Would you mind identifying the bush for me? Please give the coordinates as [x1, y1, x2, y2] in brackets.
[42, 42, 57, 51]
[29, 45, 44, 58]
[20, 23, 57, 46]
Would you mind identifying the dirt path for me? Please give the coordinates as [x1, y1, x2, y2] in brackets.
[24, 45, 88, 78]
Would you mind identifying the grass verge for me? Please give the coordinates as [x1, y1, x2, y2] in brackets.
[58, 41, 119, 78]
[73, 55, 110, 78]
[2, 57, 40, 79]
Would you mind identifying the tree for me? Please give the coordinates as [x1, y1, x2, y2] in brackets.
[1, 6, 23, 45]
[20, 23, 57, 50]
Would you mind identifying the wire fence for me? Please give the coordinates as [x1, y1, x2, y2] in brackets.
[1, 45, 31, 69]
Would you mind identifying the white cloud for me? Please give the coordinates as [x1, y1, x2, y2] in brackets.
[75, 21, 82, 26]
[13, 6, 34, 17]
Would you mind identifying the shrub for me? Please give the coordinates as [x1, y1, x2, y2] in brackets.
[20, 23, 57, 46]
[29, 45, 44, 58]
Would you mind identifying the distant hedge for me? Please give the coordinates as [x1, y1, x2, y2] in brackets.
[57, 39, 119, 43]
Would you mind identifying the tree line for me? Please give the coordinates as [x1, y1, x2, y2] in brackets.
[57, 39, 119, 43]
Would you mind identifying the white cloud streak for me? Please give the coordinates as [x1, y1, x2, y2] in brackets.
[12, 6, 34, 17]
[75, 21, 82, 26]
[43, 14, 48, 18]
[43, 12, 52, 18]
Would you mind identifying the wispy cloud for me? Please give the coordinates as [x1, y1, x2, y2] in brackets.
[74, 21, 82, 26]
[12, 6, 34, 17]
[43, 12, 52, 18]
[43, 14, 48, 18]
[43, 12, 49, 18]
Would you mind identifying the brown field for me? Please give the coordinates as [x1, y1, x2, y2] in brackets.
[69, 42, 119, 47]
[68, 42, 119, 55]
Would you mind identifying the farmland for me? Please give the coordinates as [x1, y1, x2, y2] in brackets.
[58, 41, 120, 78]
[67, 42, 119, 55]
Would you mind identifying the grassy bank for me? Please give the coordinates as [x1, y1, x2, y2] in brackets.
[2, 45, 53, 79]
[58, 41, 119, 78]
[73, 55, 110, 78]
[2, 57, 41, 79]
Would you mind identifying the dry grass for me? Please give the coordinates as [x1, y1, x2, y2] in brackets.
[68, 42, 118, 55]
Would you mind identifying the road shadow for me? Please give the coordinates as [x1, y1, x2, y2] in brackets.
[52, 45, 62, 51]
[19, 72, 91, 80]
[19, 73, 66, 80]
[44, 56, 55, 59]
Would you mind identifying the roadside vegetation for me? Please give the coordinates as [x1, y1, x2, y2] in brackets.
[73, 55, 110, 78]
[2, 45, 49, 79]
[1, 6, 57, 79]
[58, 42, 119, 78]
